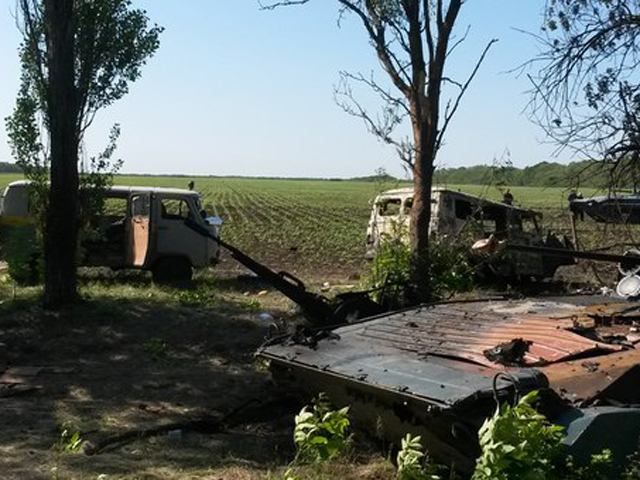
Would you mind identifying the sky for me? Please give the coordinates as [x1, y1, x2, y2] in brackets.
[0, 1, 567, 178]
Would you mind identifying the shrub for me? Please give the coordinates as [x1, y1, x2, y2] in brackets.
[292, 393, 351, 463]
[366, 221, 412, 308]
[472, 390, 612, 480]
[366, 222, 475, 306]
[428, 238, 475, 298]
[3, 224, 42, 285]
[396, 434, 443, 480]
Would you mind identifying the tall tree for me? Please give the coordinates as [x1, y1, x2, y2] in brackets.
[265, 0, 495, 300]
[8, 0, 162, 307]
[531, 0, 640, 186]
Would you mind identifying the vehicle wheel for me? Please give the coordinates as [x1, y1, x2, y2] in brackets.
[152, 257, 193, 285]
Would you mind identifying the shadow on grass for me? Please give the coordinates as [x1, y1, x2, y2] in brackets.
[0, 275, 302, 479]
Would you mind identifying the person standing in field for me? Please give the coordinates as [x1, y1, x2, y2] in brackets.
[502, 189, 513, 205]
[188, 180, 195, 191]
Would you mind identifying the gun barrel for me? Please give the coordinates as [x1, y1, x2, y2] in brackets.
[506, 243, 640, 265]
[184, 219, 334, 325]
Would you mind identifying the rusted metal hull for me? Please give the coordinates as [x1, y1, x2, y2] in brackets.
[259, 297, 640, 473]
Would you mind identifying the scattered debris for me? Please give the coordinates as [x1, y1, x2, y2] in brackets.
[483, 338, 532, 366]
[0, 383, 41, 398]
[287, 326, 340, 350]
[257, 312, 275, 322]
[581, 361, 600, 373]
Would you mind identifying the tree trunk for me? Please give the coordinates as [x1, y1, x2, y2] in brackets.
[43, 0, 79, 308]
[409, 120, 435, 303]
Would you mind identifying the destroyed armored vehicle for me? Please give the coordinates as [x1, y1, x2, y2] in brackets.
[260, 296, 640, 475]
[366, 187, 574, 280]
[570, 193, 640, 224]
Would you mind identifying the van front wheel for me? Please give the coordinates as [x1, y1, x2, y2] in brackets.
[152, 257, 193, 285]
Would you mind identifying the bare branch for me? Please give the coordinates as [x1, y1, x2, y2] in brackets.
[436, 38, 497, 152]
[258, 0, 310, 10]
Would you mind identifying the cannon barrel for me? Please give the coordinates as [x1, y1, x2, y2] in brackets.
[184, 219, 383, 326]
[506, 243, 640, 265]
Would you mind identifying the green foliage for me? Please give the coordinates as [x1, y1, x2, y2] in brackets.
[624, 448, 640, 479]
[473, 391, 565, 480]
[54, 428, 83, 453]
[4, 0, 162, 297]
[428, 238, 475, 298]
[176, 288, 215, 307]
[434, 160, 629, 190]
[292, 393, 351, 463]
[367, 223, 474, 304]
[5, 74, 49, 231]
[3, 225, 41, 285]
[366, 220, 412, 304]
[142, 337, 169, 361]
[396, 434, 442, 480]
[78, 124, 124, 250]
[473, 391, 612, 480]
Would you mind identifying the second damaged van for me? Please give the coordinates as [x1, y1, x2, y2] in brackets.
[0, 180, 221, 282]
[365, 187, 574, 280]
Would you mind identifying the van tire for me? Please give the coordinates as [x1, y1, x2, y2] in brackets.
[152, 257, 193, 285]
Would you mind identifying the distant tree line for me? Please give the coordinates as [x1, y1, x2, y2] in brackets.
[434, 160, 640, 189]
[0, 162, 23, 174]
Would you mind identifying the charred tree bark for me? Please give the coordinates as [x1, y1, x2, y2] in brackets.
[43, 0, 79, 307]
[409, 127, 434, 300]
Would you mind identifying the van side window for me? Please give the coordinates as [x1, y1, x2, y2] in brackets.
[104, 198, 127, 218]
[454, 200, 474, 219]
[160, 198, 192, 220]
[378, 199, 401, 216]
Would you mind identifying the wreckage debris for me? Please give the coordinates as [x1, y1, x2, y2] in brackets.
[260, 297, 640, 473]
[483, 338, 532, 366]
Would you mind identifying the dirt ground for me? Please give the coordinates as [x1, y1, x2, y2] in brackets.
[0, 269, 392, 480]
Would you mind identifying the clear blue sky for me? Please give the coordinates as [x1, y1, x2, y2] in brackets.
[0, 1, 566, 178]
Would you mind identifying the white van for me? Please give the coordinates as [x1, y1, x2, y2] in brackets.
[365, 187, 573, 279]
[0, 180, 222, 282]
[366, 187, 533, 257]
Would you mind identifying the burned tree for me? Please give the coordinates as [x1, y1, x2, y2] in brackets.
[7, 0, 162, 307]
[265, 0, 495, 300]
[531, 0, 640, 187]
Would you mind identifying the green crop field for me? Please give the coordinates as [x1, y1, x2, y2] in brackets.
[0, 173, 610, 278]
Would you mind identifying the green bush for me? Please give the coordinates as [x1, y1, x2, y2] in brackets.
[3, 225, 42, 285]
[366, 222, 475, 306]
[429, 238, 475, 298]
[366, 222, 412, 307]
[472, 391, 612, 480]
[292, 393, 352, 463]
[396, 434, 443, 480]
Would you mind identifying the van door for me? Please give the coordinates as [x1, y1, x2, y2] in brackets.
[155, 195, 206, 266]
[127, 193, 152, 267]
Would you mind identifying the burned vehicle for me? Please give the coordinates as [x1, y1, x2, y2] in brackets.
[0, 180, 222, 282]
[366, 187, 574, 280]
[570, 192, 640, 224]
[260, 297, 640, 474]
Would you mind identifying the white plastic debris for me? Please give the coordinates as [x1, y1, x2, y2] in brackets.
[258, 312, 274, 322]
